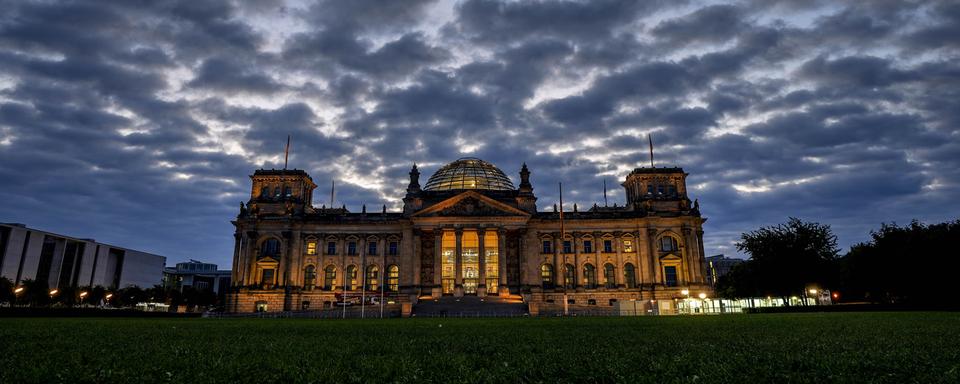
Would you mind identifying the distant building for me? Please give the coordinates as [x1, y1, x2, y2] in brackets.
[704, 254, 745, 286]
[163, 259, 231, 295]
[0, 223, 166, 289]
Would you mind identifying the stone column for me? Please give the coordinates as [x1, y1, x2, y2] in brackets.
[247, 234, 258, 286]
[477, 227, 486, 295]
[552, 232, 560, 289]
[454, 228, 463, 296]
[682, 227, 696, 284]
[614, 234, 623, 288]
[572, 232, 581, 290]
[498, 228, 508, 295]
[697, 229, 706, 285]
[411, 229, 421, 287]
[647, 228, 659, 285]
[433, 228, 442, 296]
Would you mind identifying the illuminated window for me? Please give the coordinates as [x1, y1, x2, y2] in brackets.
[623, 239, 633, 253]
[484, 231, 499, 295]
[540, 264, 554, 289]
[441, 231, 455, 294]
[368, 241, 377, 256]
[366, 265, 379, 291]
[603, 239, 613, 253]
[564, 264, 575, 289]
[659, 237, 679, 252]
[387, 265, 399, 292]
[326, 241, 336, 255]
[624, 263, 637, 288]
[347, 241, 357, 255]
[303, 265, 316, 290]
[583, 240, 593, 253]
[562, 240, 572, 254]
[306, 241, 317, 255]
[388, 241, 399, 255]
[664, 266, 678, 287]
[583, 264, 597, 289]
[323, 265, 336, 290]
[346, 265, 358, 290]
[542, 240, 552, 254]
[604, 263, 616, 289]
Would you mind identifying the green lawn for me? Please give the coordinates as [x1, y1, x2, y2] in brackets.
[1, 313, 958, 383]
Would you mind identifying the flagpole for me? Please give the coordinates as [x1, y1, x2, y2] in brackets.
[284, 134, 290, 170]
[341, 247, 347, 319]
[361, 246, 366, 319]
[380, 244, 386, 318]
[560, 182, 568, 316]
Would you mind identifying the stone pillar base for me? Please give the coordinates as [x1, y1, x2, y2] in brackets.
[477, 287, 487, 296]
[401, 302, 413, 317]
[454, 286, 464, 297]
[499, 285, 511, 297]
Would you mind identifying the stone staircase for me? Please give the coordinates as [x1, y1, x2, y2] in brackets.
[412, 295, 528, 317]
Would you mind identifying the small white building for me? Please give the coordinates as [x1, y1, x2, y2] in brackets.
[0, 223, 166, 289]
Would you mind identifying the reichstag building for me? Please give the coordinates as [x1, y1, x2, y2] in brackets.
[227, 157, 710, 316]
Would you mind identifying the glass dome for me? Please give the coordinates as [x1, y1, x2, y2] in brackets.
[423, 157, 516, 191]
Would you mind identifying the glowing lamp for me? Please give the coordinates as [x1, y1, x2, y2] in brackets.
[681, 289, 690, 296]
[14, 287, 24, 294]
[698, 293, 707, 299]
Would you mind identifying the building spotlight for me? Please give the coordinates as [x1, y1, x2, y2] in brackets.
[49, 289, 58, 296]
[105, 293, 113, 300]
[698, 292, 707, 299]
[808, 288, 818, 295]
[681, 289, 690, 296]
[79, 291, 88, 298]
[14, 287, 24, 294]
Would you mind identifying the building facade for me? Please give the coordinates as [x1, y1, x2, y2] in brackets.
[162, 259, 231, 295]
[703, 254, 745, 286]
[227, 158, 710, 315]
[0, 223, 166, 290]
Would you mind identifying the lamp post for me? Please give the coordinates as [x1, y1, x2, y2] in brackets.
[79, 291, 88, 307]
[14, 287, 24, 307]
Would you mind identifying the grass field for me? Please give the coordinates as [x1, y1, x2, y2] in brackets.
[1, 312, 958, 383]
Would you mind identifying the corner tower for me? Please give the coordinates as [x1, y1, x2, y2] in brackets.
[246, 169, 317, 216]
[622, 167, 694, 213]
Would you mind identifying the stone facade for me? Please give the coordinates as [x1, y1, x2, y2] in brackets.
[227, 158, 711, 315]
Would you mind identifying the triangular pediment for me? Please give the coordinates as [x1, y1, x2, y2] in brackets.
[659, 253, 682, 261]
[412, 191, 530, 217]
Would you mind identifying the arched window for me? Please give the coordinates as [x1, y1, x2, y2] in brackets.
[624, 263, 637, 289]
[303, 265, 316, 290]
[659, 236, 679, 252]
[323, 265, 337, 290]
[583, 264, 597, 289]
[603, 263, 616, 289]
[540, 264, 554, 289]
[387, 265, 399, 292]
[260, 239, 280, 259]
[563, 264, 575, 289]
[366, 265, 379, 291]
[346, 265, 358, 290]
[260, 186, 270, 198]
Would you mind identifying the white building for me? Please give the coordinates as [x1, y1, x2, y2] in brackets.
[0, 223, 166, 289]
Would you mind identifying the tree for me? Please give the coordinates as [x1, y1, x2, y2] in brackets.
[0, 277, 14, 304]
[736, 217, 839, 304]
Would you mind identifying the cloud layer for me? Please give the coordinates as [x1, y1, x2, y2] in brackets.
[1, 0, 958, 267]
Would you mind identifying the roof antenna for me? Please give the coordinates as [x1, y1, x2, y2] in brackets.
[603, 179, 608, 207]
[648, 133, 654, 168]
[284, 134, 291, 170]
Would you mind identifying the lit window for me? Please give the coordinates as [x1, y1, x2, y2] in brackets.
[303, 265, 316, 290]
[583, 264, 597, 289]
[664, 266, 678, 287]
[542, 240, 552, 254]
[540, 264, 554, 289]
[387, 265, 399, 292]
[564, 264, 575, 289]
[323, 265, 336, 290]
[306, 241, 317, 255]
[623, 240, 633, 253]
[603, 239, 613, 253]
[583, 240, 593, 253]
[346, 265, 358, 290]
[366, 265, 379, 291]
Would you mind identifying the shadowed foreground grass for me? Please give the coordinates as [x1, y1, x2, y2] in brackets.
[1, 312, 958, 383]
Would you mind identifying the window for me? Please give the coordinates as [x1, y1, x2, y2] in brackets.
[327, 241, 337, 255]
[303, 265, 316, 290]
[347, 241, 357, 255]
[261, 268, 275, 286]
[657, 185, 664, 194]
[583, 264, 597, 289]
[274, 187, 281, 197]
[604, 263, 616, 289]
[562, 240, 572, 254]
[646, 185, 654, 194]
[346, 265, 358, 290]
[583, 240, 593, 253]
[659, 237, 679, 252]
[260, 186, 270, 198]
[603, 239, 613, 253]
[540, 264, 554, 289]
[368, 241, 378, 256]
[284, 186, 292, 197]
[388, 241, 399, 256]
[306, 241, 317, 255]
[261, 239, 280, 258]
[623, 239, 633, 253]
[366, 265, 379, 291]
[564, 264, 575, 289]
[624, 263, 637, 288]
[542, 240, 552, 254]
[664, 266, 678, 287]
[387, 265, 399, 292]
[323, 265, 336, 290]
[668, 185, 676, 195]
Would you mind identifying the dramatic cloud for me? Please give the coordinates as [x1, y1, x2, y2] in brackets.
[1, 0, 958, 267]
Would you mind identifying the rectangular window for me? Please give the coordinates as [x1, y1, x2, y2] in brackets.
[306, 241, 317, 255]
[562, 240, 572, 254]
[664, 266, 678, 287]
[603, 240, 613, 253]
[542, 240, 552, 254]
[388, 241, 398, 256]
[368, 241, 377, 256]
[647, 185, 654, 194]
[327, 241, 336, 255]
[261, 269, 275, 285]
[583, 240, 593, 253]
[347, 241, 357, 255]
[623, 240, 633, 253]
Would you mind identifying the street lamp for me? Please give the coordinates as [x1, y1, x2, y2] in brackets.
[79, 291, 88, 306]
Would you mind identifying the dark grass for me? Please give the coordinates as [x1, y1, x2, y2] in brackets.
[1, 312, 958, 383]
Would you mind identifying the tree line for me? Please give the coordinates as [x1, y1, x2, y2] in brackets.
[0, 277, 220, 310]
[717, 218, 960, 306]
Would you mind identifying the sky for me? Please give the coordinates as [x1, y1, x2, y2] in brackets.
[0, 0, 957, 268]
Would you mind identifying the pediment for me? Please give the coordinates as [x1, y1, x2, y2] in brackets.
[659, 253, 682, 261]
[412, 191, 530, 217]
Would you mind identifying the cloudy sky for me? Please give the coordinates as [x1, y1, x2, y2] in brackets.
[1, 0, 957, 268]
